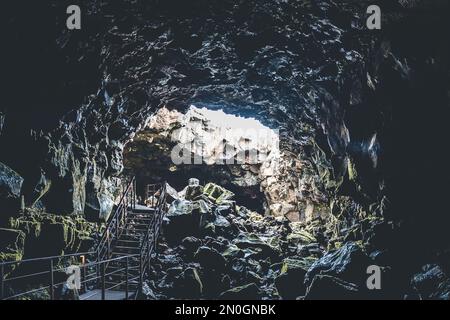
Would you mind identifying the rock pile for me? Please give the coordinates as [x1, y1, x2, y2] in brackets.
[145, 180, 334, 299]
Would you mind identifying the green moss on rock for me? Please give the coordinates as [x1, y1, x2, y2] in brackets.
[0, 228, 25, 275]
[8, 212, 96, 258]
[203, 183, 234, 204]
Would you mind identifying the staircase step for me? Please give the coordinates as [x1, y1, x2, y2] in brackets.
[114, 246, 140, 251]
[116, 239, 141, 245]
[124, 230, 147, 234]
[105, 271, 140, 278]
[125, 222, 149, 227]
[107, 262, 140, 269]
[127, 217, 153, 223]
[118, 234, 142, 239]
[132, 205, 156, 213]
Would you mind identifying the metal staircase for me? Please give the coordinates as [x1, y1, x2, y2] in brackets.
[0, 178, 167, 300]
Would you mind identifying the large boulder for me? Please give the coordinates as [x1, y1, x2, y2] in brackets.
[233, 233, 282, 262]
[219, 283, 262, 300]
[0, 162, 23, 215]
[173, 267, 203, 299]
[183, 179, 204, 201]
[0, 228, 25, 275]
[165, 199, 213, 244]
[203, 183, 234, 204]
[0, 162, 23, 199]
[194, 246, 226, 272]
[286, 227, 316, 246]
[304, 275, 362, 300]
[275, 257, 316, 299]
[305, 242, 371, 286]
[181, 236, 202, 256]
[8, 212, 95, 259]
[410, 264, 450, 300]
[84, 176, 119, 221]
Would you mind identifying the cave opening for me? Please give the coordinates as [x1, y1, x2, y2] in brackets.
[122, 105, 285, 215]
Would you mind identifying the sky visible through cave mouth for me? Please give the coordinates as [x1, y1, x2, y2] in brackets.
[171, 105, 281, 166]
[189, 105, 272, 132]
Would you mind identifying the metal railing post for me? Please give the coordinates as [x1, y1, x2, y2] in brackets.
[1, 264, 4, 300]
[101, 262, 106, 300]
[133, 178, 137, 209]
[82, 264, 87, 293]
[49, 259, 54, 300]
[125, 256, 129, 300]
[116, 212, 119, 238]
[107, 231, 111, 259]
[96, 255, 100, 288]
[148, 243, 152, 274]
[139, 253, 143, 292]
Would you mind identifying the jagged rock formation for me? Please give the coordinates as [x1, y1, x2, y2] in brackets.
[0, 0, 449, 299]
[147, 180, 323, 299]
[124, 106, 312, 220]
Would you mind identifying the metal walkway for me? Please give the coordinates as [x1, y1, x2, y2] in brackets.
[0, 178, 167, 300]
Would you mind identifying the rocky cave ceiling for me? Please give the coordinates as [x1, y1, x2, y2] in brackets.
[0, 0, 450, 301]
[0, 0, 449, 247]
[123, 105, 316, 221]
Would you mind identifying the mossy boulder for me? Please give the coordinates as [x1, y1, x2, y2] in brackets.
[8, 212, 96, 258]
[287, 227, 316, 246]
[203, 183, 234, 204]
[0, 228, 25, 275]
[233, 233, 282, 262]
[275, 257, 316, 299]
[219, 283, 262, 300]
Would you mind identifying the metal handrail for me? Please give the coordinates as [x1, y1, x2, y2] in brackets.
[1, 253, 139, 300]
[0, 178, 170, 300]
[0, 251, 94, 267]
[136, 182, 167, 298]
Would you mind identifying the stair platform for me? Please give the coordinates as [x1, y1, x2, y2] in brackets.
[80, 289, 131, 300]
[130, 204, 156, 214]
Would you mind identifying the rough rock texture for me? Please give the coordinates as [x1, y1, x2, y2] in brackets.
[124, 106, 307, 219]
[0, 162, 24, 213]
[146, 180, 327, 299]
[2, 0, 447, 226]
[0, 0, 449, 300]
[2, 211, 96, 262]
[304, 275, 361, 300]
[0, 228, 25, 268]
[409, 264, 450, 300]
[305, 242, 371, 286]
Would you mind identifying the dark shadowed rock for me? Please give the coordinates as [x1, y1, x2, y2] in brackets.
[194, 246, 226, 272]
[410, 264, 450, 300]
[233, 233, 282, 262]
[0, 162, 23, 213]
[0, 228, 25, 273]
[173, 267, 203, 299]
[305, 242, 371, 286]
[219, 283, 262, 300]
[0, 162, 23, 199]
[275, 258, 316, 299]
[304, 275, 361, 300]
[181, 236, 202, 254]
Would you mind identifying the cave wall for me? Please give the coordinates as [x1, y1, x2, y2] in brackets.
[0, 0, 448, 252]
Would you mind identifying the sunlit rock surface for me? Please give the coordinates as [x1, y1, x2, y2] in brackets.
[127, 106, 314, 221]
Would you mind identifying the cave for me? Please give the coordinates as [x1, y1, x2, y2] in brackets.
[122, 105, 303, 217]
[1, 0, 450, 302]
